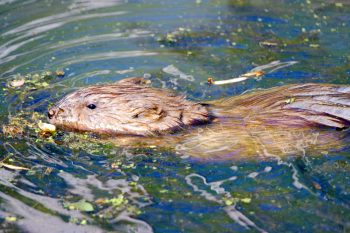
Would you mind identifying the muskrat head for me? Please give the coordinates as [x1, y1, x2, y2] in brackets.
[48, 77, 210, 136]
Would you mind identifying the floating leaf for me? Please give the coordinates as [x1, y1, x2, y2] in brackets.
[80, 219, 87, 225]
[5, 216, 17, 222]
[41, 82, 49, 87]
[65, 200, 94, 212]
[240, 198, 252, 203]
[335, 3, 343, 7]
[159, 189, 169, 194]
[106, 195, 127, 207]
[224, 199, 234, 206]
[223, 197, 239, 206]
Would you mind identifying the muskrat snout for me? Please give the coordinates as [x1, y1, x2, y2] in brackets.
[48, 107, 64, 120]
[47, 109, 55, 119]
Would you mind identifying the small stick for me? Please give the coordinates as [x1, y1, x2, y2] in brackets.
[208, 60, 297, 86]
[208, 71, 264, 85]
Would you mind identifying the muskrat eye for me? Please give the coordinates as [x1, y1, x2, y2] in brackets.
[87, 104, 96, 109]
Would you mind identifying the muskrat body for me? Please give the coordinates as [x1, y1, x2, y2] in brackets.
[48, 77, 350, 159]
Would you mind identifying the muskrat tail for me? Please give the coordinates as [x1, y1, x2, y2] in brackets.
[282, 84, 350, 129]
[208, 83, 350, 130]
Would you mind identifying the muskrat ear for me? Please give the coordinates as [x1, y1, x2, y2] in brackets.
[116, 77, 151, 86]
[131, 105, 164, 121]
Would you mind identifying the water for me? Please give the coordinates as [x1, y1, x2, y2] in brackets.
[0, 0, 350, 232]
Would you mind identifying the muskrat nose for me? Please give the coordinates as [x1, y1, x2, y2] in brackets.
[48, 109, 56, 119]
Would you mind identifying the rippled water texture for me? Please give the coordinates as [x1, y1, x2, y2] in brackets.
[0, 0, 350, 232]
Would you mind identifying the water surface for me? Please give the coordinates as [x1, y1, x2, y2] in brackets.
[0, 0, 349, 232]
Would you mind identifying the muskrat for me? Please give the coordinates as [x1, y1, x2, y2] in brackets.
[48, 77, 350, 159]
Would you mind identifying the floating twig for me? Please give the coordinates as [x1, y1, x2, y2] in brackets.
[208, 71, 264, 85]
[0, 162, 29, 171]
[208, 60, 298, 85]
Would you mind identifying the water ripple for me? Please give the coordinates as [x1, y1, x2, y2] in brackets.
[61, 50, 158, 66]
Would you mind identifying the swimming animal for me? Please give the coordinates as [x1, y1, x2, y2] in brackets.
[48, 77, 350, 159]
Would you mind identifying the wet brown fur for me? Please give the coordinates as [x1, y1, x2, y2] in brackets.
[48, 78, 350, 159]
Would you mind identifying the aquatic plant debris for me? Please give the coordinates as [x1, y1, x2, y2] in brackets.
[285, 97, 296, 104]
[240, 198, 252, 203]
[259, 41, 279, 47]
[64, 200, 94, 212]
[55, 70, 65, 77]
[9, 79, 25, 88]
[5, 70, 65, 93]
[1, 0, 350, 231]
[5, 216, 17, 222]
[105, 195, 127, 207]
[2, 124, 24, 137]
[208, 60, 298, 85]
[38, 122, 56, 133]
